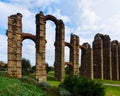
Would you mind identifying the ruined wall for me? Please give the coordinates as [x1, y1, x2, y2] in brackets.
[7, 12, 65, 81]
[93, 34, 103, 79]
[118, 43, 120, 80]
[111, 40, 119, 80]
[54, 19, 65, 81]
[7, 13, 22, 78]
[7, 12, 120, 81]
[35, 12, 47, 81]
[92, 34, 120, 80]
[103, 35, 112, 80]
[70, 34, 80, 75]
[80, 43, 93, 79]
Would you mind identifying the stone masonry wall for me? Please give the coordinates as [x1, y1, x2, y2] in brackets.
[93, 34, 103, 79]
[111, 40, 119, 80]
[7, 12, 120, 81]
[80, 43, 93, 79]
[7, 13, 22, 78]
[70, 34, 80, 75]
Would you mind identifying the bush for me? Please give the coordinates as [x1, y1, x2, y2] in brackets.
[37, 81, 51, 90]
[20, 76, 37, 85]
[37, 81, 57, 96]
[60, 75, 105, 96]
[57, 87, 71, 96]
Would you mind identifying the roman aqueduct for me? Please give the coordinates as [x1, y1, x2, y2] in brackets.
[6, 12, 120, 81]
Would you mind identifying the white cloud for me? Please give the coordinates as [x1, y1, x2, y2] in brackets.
[22, 40, 36, 65]
[0, 35, 7, 63]
[1, 0, 120, 66]
[9, 0, 60, 10]
[51, 9, 70, 23]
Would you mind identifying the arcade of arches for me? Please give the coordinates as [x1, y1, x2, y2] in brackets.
[7, 12, 120, 81]
[7, 12, 85, 81]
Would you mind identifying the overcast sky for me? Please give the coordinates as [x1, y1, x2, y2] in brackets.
[1, 0, 120, 66]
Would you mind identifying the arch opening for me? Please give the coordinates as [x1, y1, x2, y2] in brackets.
[22, 39, 36, 78]
[65, 46, 72, 75]
[46, 20, 56, 80]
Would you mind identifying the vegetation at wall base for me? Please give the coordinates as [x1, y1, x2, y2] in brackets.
[60, 75, 105, 96]
[0, 76, 47, 96]
[1, 71, 120, 96]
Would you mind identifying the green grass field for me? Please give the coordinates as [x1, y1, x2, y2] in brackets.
[94, 79, 120, 96]
[0, 75, 47, 96]
[105, 86, 120, 96]
[1, 71, 120, 96]
[47, 71, 120, 96]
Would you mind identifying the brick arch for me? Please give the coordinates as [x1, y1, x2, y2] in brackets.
[65, 42, 71, 48]
[94, 33, 104, 40]
[65, 62, 73, 66]
[45, 15, 58, 26]
[22, 33, 35, 43]
[112, 40, 119, 45]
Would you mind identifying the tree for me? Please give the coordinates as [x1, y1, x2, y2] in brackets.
[46, 63, 54, 74]
[22, 58, 31, 74]
[0, 61, 7, 71]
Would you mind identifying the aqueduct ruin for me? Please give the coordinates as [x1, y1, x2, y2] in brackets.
[7, 12, 85, 81]
[7, 12, 120, 81]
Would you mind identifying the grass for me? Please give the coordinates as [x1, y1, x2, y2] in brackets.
[24, 71, 61, 87]
[0, 75, 47, 96]
[1, 71, 120, 96]
[105, 86, 120, 96]
[47, 71, 61, 87]
[95, 79, 120, 85]
[94, 79, 120, 96]
[25, 71, 120, 95]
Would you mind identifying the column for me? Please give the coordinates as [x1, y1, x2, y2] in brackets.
[80, 43, 93, 79]
[54, 20, 65, 81]
[70, 34, 79, 75]
[7, 13, 22, 78]
[92, 34, 103, 79]
[111, 40, 119, 80]
[35, 12, 46, 81]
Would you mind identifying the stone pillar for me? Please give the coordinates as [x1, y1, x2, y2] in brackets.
[93, 34, 103, 79]
[35, 12, 46, 81]
[70, 34, 79, 75]
[7, 13, 22, 78]
[54, 20, 65, 81]
[80, 43, 93, 79]
[103, 35, 112, 80]
[118, 43, 120, 80]
[111, 41, 119, 80]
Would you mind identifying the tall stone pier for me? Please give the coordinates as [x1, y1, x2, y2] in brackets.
[111, 40, 119, 80]
[93, 34, 103, 79]
[70, 34, 80, 75]
[7, 13, 22, 78]
[80, 43, 93, 79]
[103, 35, 112, 80]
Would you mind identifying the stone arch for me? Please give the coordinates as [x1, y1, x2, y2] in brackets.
[45, 15, 58, 26]
[65, 42, 71, 48]
[22, 33, 35, 43]
[94, 33, 104, 40]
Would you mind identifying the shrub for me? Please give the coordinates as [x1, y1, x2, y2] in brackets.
[20, 76, 37, 85]
[60, 75, 105, 96]
[37, 81, 51, 90]
[37, 81, 57, 96]
[57, 87, 71, 96]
